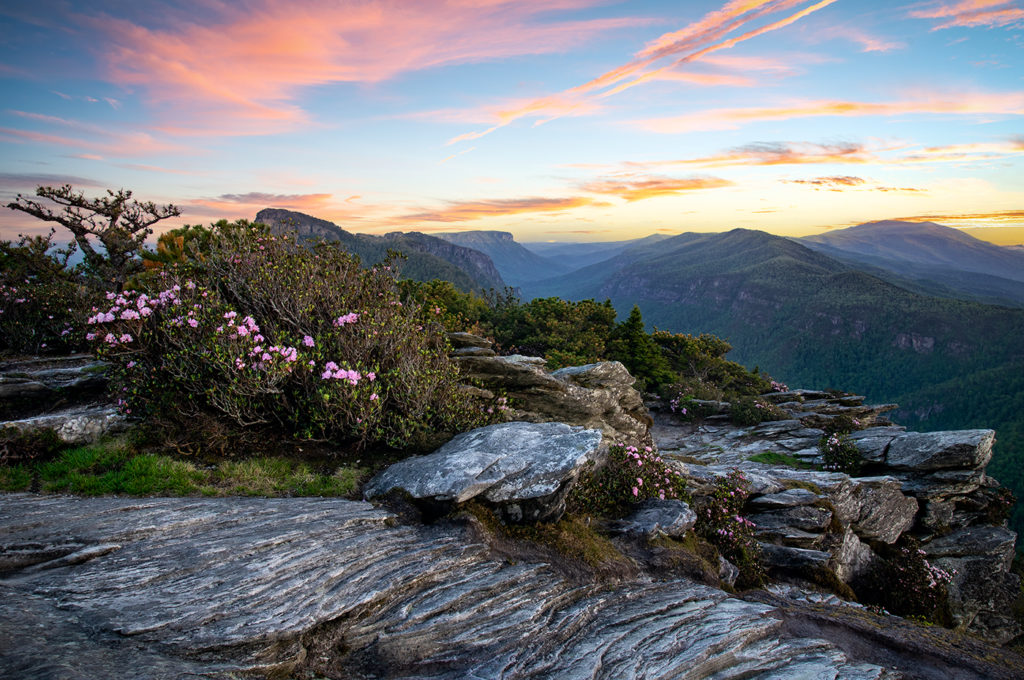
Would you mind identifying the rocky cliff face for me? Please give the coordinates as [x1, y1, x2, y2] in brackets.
[652, 389, 1020, 645]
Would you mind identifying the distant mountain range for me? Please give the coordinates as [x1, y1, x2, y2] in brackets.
[435, 230, 569, 286]
[254, 209, 505, 292]
[800, 221, 1024, 308]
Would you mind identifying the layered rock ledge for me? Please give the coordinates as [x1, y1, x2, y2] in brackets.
[1, 494, 906, 680]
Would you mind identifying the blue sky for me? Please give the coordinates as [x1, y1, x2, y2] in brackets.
[1, 0, 1022, 243]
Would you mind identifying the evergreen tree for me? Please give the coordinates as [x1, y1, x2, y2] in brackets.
[606, 305, 674, 390]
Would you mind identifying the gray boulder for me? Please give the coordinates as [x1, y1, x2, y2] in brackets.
[364, 421, 603, 522]
[455, 355, 652, 446]
[608, 499, 697, 538]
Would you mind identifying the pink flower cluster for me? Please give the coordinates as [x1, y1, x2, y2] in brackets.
[320, 361, 376, 385]
[621, 444, 681, 501]
[334, 312, 359, 326]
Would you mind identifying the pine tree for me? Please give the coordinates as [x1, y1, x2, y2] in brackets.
[606, 305, 675, 390]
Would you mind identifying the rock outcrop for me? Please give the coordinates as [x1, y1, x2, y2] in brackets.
[450, 334, 652, 447]
[1, 494, 918, 680]
[651, 392, 1021, 645]
[364, 421, 604, 522]
[0, 355, 126, 446]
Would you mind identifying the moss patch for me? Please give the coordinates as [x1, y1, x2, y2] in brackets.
[747, 451, 816, 469]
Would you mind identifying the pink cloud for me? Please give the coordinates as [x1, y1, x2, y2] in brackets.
[2, 110, 193, 156]
[910, 1, 1024, 29]
[813, 25, 906, 52]
[91, 0, 648, 136]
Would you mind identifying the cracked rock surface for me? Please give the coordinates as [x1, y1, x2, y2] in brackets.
[0, 494, 897, 680]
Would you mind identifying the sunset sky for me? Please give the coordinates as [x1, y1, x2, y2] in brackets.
[1, 0, 1022, 244]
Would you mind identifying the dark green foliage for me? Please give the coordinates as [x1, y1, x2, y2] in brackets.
[652, 330, 770, 399]
[139, 223, 215, 272]
[729, 397, 784, 426]
[487, 296, 617, 369]
[605, 306, 674, 390]
[89, 222, 495, 451]
[0, 231, 98, 355]
[397, 278, 490, 333]
[568, 444, 688, 519]
[693, 469, 765, 588]
[819, 433, 863, 474]
[855, 536, 953, 623]
[746, 451, 814, 469]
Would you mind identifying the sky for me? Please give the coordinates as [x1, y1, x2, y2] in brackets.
[0, 0, 1022, 245]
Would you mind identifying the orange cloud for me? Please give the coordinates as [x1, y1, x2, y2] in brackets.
[449, 0, 839, 143]
[399, 196, 603, 223]
[581, 174, 733, 201]
[910, 1, 1024, 29]
[2, 110, 193, 156]
[634, 91, 1024, 132]
[92, 0, 647, 136]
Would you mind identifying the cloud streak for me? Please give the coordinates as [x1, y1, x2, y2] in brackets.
[399, 196, 604, 223]
[580, 174, 733, 201]
[910, 1, 1024, 30]
[449, 0, 841, 143]
[633, 91, 1024, 132]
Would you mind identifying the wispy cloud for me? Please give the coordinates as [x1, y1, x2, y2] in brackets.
[814, 25, 906, 52]
[448, 0, 841, 143]
[633, 91, 1024, 132]
[891, 209, 1024, 224]
[910, 1, 1024, 30]
[399, 196, 604, 223]
[90, 0, 647, 136]
[783, 175, 925, 192]
[0, 172, 107, 190]
[580, 174, 733, 201]
[2, 110, 192, 156]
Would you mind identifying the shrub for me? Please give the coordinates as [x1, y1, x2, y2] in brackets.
[823, 414, 865, 435]
[88, 223, 494, 451]
[397, 279, 489, 333]
[568, 444, 688, 519]
[0, 232, 96, 354]
[819, 432, 862, 475]
[730, 397, 785, 426]
[856, 536, 953, 623]
[652, 330, 770, 398]
[693, 469, 765, 587]
[486, 296, 616, 368]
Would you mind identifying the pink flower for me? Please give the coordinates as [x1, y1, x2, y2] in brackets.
[187, 318, 199, 328]
[370, 393, 378, 401]
[325, 361, 339, 372]
[236, 325, 249, 336]
[632, 486, 639, 497]
[224, 311, 237, 319]
[104, 333, 116, 344]
[85, 333, 96, 341]
[119, 333, 133, 343]
[367, 372, 376, 381]
[261, 352, 272, 362]
[302, 335, 315, 347]
[126, 361, 136, 369]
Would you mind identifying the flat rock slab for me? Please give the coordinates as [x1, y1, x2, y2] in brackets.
[364, 421, 603, 521]
[0, 494, 893, 680]
[885, 430, 994, 471]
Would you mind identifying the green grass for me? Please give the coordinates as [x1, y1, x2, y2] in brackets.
[207, 458, 364, 497]
[0, 464, 32, 491]
[746, 451, 815, 469]
[9, 439, 366, 498]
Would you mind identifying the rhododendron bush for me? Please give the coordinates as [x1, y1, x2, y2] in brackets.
[88, 223, 490, 450]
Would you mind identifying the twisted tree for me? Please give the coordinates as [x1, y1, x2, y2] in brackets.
[7, 185, 180, 290]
